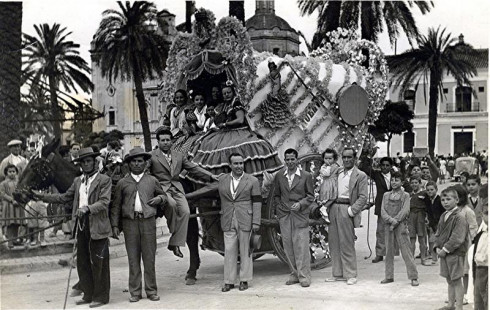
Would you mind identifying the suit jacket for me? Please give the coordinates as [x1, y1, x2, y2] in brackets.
[111, 174, 166, 228]
[273, 167, 314, 228]
[149, 149, 212, 193]
[336, 166, 368, 228]
[218, 173, 261, 232]
[42, 173, 112, 240]
[434, 207, 470, 256]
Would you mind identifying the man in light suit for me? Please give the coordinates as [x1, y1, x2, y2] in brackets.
[35, 147, 112, 308]
[219, 153, 262, 292]
[326, 147, 368, 285]
[149, 128, 218, 259]
[273, 148, 314, 287]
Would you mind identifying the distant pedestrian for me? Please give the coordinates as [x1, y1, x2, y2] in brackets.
[447, 157, 455, 179]
[434, 187, 470, 310]
[380, 171, 419, 286]
[472, 200, 488, 310]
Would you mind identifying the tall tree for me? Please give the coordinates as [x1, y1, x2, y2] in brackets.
[297, 1, 433, 49]
[23, 23, 93, 139]
[369, 101, 414, 156]
[388, 27, 477, 156]
[93, 1, 169, 151]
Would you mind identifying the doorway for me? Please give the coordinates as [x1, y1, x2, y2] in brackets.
[454, 132, 473, 156]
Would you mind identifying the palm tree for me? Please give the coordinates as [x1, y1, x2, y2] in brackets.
[93, 1, 169, 151]
[388, 27, 477, 156]
[23, 23, 93, 139]
[297, 1, 433, 49]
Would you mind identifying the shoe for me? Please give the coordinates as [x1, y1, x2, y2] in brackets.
[221, 284, 234, 292]
[411, 279, 419, 286]
[75, 299, 91, 305]
[346, 278, 357, 285]
[415, 254, 421, 259]
[185, 277, 196, 285]
[168, 245, 184, 258]
[285, 279, 300, 285]
[463, 296, 468, 305]
[129, 296, 141, 302]
[239, 281, 248, 291]
[148, 294, 160, 301]
[30, 240, 38, 246]
[70, 289, 83, 297]
[300, 281, 310, 287]
[380, 278, 394, 284]
[89, 301, 105, 308]
[421, 260, 433, 266]
[372, 256, 383, 263]
[325, 277, 347, 282]
[40, 241, 47, 247]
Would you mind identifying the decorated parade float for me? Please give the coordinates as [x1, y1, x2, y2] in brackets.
[159, 9, 388, 269]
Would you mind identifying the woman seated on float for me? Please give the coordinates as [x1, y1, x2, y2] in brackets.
[190, 80, 282, 177]
[168, 89, 191, 137]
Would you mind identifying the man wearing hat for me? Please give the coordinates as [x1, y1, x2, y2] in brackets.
[0, 139, 28, 181]
[34, 147, 112, 308]
[111, 147, 167, 303]
[218, 153, 261, 292]
[149, 128, 218, 260]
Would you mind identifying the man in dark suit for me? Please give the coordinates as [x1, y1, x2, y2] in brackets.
[35, 147, 112, 308]
[219, 153, 261, 292]
[111, 147, 167, 303]
[359, 157, 394, 263]
[149, 129, 218, 259]
[326, 147, 368, 285]
[273, 148, 314, 287]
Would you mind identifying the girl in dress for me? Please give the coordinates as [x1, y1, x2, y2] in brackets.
[317, 149, 340, 223]
[0, 164, 25, 248]
[190, 81, 282, 177]
[169, 89, 191, 137]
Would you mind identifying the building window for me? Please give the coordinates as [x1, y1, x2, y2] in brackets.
[479, 86, 484, 92]
[403, 131, 414, 153]
[273, 47, 280, 55]
[443, 88, 448, 94]
[108, 107, 116, 126]
[403, 90, 416, 111]
[455, 86, 472, 112]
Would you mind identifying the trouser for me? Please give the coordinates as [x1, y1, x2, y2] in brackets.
[384, 222, 418, 280]
[409, 211, 428, 260]
[329, 203, 357, 279]
[223, 212, 253, 284]
[77, 216, 110, 304]
[474, 266, 488, 310]
[165, 188, 190, 247]
[186, 206, 200, 279]
[122, 217, 157, 297]
[375, 216, 386, 257]
[279, 214, 311, 284]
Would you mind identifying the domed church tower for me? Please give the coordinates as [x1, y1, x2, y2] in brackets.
[245, 0, 300, 57]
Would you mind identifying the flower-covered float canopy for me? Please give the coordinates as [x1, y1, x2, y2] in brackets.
[160, 8, 388, 159]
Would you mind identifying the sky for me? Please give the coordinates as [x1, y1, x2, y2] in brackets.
[19, 0, 490, 99]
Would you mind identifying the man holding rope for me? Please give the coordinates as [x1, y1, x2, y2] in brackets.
[34, 147, 112, 308]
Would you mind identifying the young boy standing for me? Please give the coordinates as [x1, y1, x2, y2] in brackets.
[380, 172, 419, 286]
[424, 181, 445, 266]
[408, 176, 430, 263]
[434, 188, 470, 310]
[473, 199, 488, 310]
[466, 174, 481, 225]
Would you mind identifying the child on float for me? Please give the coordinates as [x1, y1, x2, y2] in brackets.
[472, 199, 487, 310]
[424, 181, 445, 266]
[380, 171, 419, 286]
[407, 175, 430, 263]
[317, 148, 340, 224]
[434, 187, 470, 310]
[190, 91, 209, 132]
[0, 164, 25, 248]
[451, 184, 478, 306]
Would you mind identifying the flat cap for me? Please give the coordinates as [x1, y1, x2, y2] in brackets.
[7, 139, 22, 147]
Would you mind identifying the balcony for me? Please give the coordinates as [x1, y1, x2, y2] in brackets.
[444, 102, 481, 113]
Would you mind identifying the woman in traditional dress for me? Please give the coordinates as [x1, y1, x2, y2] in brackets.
[260, 61, 292, 128]
[168, 89, 192, 138]
[190, 81, 283, 177]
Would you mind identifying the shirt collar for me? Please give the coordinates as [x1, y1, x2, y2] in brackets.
[382, 171, 391, 177]
[230, 172, 244, 181]
[131, 172, 145, 182]
[284, 167, 301, 176]
[82, 171, 98, 183]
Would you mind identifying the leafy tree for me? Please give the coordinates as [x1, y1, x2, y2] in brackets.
[93, 1, 169, 151]
[388, 27, 477, 156]
[297, 1, 432, 50]
[23, 23, 93, 139]
[369, 100, 414, 156]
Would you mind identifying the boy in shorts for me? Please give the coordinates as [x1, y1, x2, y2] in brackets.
[434, 188, 470, 310]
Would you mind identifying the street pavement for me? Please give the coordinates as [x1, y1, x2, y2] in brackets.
[0, 180, 479, 310]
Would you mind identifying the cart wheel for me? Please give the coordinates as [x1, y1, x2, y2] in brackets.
[265, 153, 331, 270]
